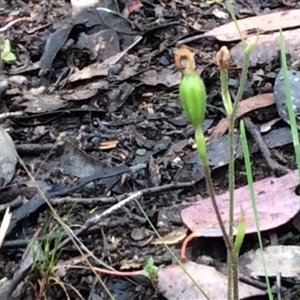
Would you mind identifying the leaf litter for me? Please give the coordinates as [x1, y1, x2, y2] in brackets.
[2, 1, 300, 299]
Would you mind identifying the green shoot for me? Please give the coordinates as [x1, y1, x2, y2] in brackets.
[143, 257, 161, 291]
[1, 39, 16, 62]
[239, 120, 273, 299]
[279, 29, 300, 179]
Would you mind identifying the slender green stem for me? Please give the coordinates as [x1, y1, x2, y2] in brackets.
[195, 127, 232, 251]
[231, 254, 239, 300]
[227, 255, 233, 300]
[227, 51, 250, 300]
[223, 2, 256, 299]
[224, 3, 252, 299]
[228, 49, 250, 235]
[226, 1, 246, 49]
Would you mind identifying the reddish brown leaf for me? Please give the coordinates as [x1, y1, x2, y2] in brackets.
[158, 261, 265, 300]
[209, 93, 275, 140]
[181, 170, 300, 237]
[204, 9, 300, 42]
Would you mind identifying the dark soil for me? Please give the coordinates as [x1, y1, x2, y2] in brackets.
[1, 0, 300, 299]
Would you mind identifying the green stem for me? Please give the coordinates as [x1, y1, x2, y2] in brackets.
[227, 49, 250, 300]
[224, 2, 254, 299]
[231, 253, 239, 299]
[195, 127, 232, 251]
[227, 255, 233, 300]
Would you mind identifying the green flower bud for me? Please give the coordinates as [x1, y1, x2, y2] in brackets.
[244, 35, 258, 55]
[179, 72, 206, 128]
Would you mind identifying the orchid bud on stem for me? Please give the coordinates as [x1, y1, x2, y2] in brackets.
[174, 47, 206, 128]
[216, 46, 232, 115]
[174, 47, 232, 262]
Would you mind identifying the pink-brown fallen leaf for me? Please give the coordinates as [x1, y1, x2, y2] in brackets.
[210, 93, 275, 140]
[203, 9, 300, 42]
[122, 0, 143, 17]
[158, 261, 265, 300]
[181, 170, 300, 237]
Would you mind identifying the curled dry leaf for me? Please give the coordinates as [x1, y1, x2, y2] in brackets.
[98, 140, 119, 150]
[151, 227, 187, 246]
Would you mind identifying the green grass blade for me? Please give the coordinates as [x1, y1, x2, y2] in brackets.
[239, 120, 273, 299]
[279, 29, 300, 180]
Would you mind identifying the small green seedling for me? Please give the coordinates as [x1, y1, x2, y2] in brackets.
[143, 257, 161, 292]
[1, 39, 16, 62]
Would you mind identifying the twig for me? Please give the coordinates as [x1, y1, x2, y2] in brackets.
[56, 192, 142, 251]
[15, 143, 55, 154]
[243, 117, 288, 175]
[2, 218, 131, 249]
[50, 181, 194, 206]
[0, 17, 31, 32]
[0, 111, 22, 120]
[56, 180, 193, 253]
[0, 198, 23, 214]
[89, 192, 141, 222]
[0, 208, 11, 249]
[176, 33, 210, 46]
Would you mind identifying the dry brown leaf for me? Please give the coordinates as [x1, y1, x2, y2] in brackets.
[209, 93, 275, 140]
[120, 258, 144, 270]
[151, 227, 187, 246]
[98, 140, 119, 150]
[231, 28, 300, 67]
[204, 9, 300, 42]
[260, 117, 281, 133]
